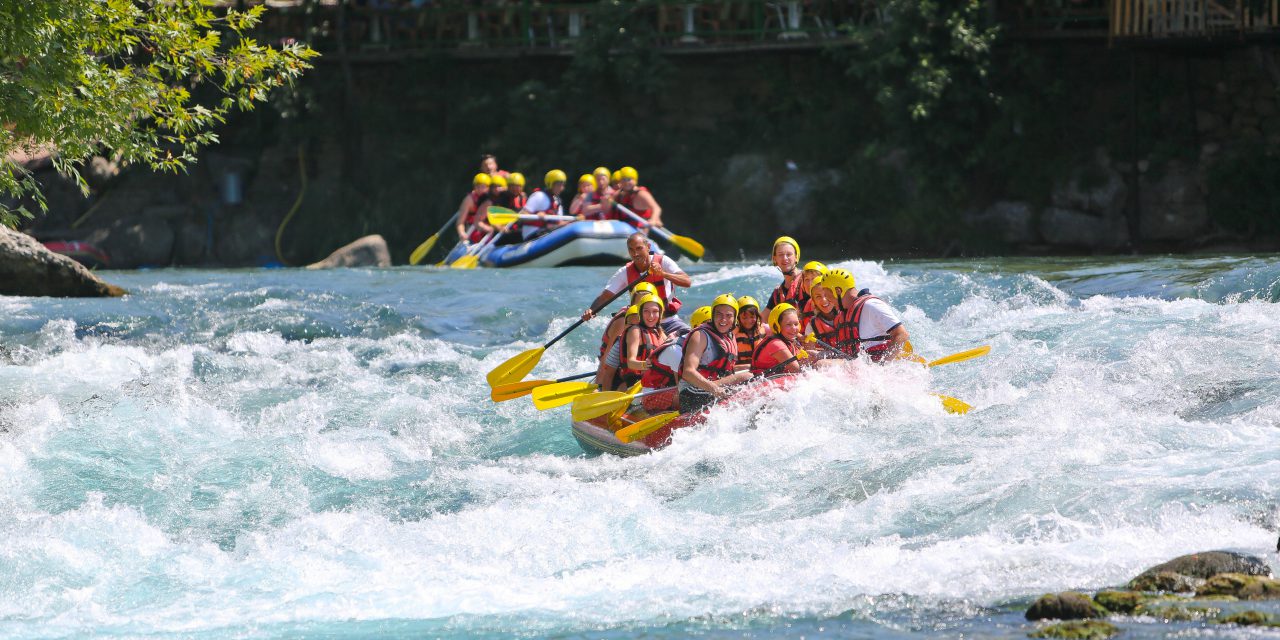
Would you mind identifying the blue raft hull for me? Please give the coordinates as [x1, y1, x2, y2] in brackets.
[443, 220, 646, 268]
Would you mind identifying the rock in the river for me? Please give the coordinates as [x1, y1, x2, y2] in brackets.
[1215, 610, 1280, 626]
[1128, 570, 1205, 593]
[306, 234, 391, 269]
[1093, 590, 1174, 614]
[1196, 573, 1280, 600]
[1029, 620, 1119, 639]
[1039, 207, 1129, 251]
[0, 225, 125, 297]
[1129, 550, 1271, 591]
[1135, 603, 1221, 621]
[1026, 592, 1109, 620]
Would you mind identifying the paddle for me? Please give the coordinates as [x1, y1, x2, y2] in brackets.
[615, 411, 680, 444]
[485, 271, 651, 388]
[927, 345, 990, 368]
[932, 394, 972, 414]
[490, 371, 595, 403]
[532, 380, 601, 410]
[571, 385, 674, 422]
[487, 211, 577, 227]
[409, 211, 460, 266]
[450, 231, 498, 269]
[614, 203, 704, 261]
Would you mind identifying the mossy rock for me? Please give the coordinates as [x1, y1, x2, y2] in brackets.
[1215, 610, 1280, 627]
[1027, 592, 1110, 620]
[1029, 620, 1120, 639]
[1127, 570, 1201, 593]
[1133, 603, 1220, 621]
[1135, 551, 1270, 581]
[1196, 573, 1280, 600]
[1093, 590, 1145, 614]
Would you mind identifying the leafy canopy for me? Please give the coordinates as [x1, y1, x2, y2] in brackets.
[0, 0, 316, 227]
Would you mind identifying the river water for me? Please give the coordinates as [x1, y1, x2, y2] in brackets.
[1, 255, 1278, 639]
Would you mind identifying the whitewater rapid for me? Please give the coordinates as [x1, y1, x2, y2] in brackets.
[0, 257, 1276, 638]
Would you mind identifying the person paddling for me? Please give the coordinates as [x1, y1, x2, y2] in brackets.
[570, 174, 608, 221]
[606, 166, 663, 229]
[640, 305, 711, 413]
[837, 272, 909, 362]
[595, 282, 659, 391]
[764, 236, 809, 320]
[503, 169, 568, 243]
[734, 295, 769, 369]
[581, 233, 691, 336]
[751, 303, 806, 376]
[454, 173, 493, 243]
[619, 294, 668, 388]
[679, 294, 754, 414]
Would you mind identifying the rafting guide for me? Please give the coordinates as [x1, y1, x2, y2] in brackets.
[580, 233, 692, 337]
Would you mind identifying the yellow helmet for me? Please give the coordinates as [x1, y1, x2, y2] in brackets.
[632, 281, 659, 299]
[736, 295, 761, 314]
[507, 172, 526, 186]
[619, 166, 639, 181]
[610, 170, 621, 183]
[490, 175, 507, 188]
[634, 292, 665, 317]
[768, 303, 798, 334]
[593, 166, 611, 177]
[817, 268, 857, 297]
[578, 174, 595, 187]
[802, 261, 828, 275]
[711, 293, 739, 314]
[473, 173, 492, 186]
[690, 305, 713, 327]
[625, 305, 640, 319]
[544, 169, 567, 187]
[773, 236, 800, 261]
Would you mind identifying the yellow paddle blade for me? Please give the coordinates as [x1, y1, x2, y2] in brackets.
[932, 393, 972, 415]
[898, 340, 927, 364]
[927, 345, 991, 368]
[490, 378, 555, 402]
[487, 347, 545, 388]
[532, 381, 599, 410]
[616, 412, 680, 444]
[571, 389, 639, 422]
[668, 233, 704, 260]
[489, 206, 516, 215]
[486, 211, 519, 228]
[450, 254, 479, 269]
[409, 233, 439, 266]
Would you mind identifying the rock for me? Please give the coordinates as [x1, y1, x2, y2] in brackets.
[1039, 208, 1129, 250]
[1196, 573, 1280, 599]
[1132, 550, 1272, 585]
[1050, 150, 1128, 218]
[1128, 571, 1203, 593]
[216, 211, 275, 266]
[1139, 160, 1209, 242]
[1134, 603, 1220, 621]
[176, 219, 210, 265]
[1216, 610, 1279, 626]
[0, 225, 125, 297]
[1026, 592, 1109, 621]
[94, 216, 174, 268]
[1093, 590, 1163, 614]
[967, 201, 1037, 244]
[306, 234, 391, 269]
[1028, 620, 1119, 639]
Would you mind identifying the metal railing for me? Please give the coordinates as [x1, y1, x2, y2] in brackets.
[1110, 0, 1280, 38]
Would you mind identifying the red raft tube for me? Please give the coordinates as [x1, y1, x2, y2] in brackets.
[570, 375, 796, 457]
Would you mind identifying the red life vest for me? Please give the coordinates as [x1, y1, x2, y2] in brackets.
[620, 325, 664, 386]
[580, 191, 607, 221]
[768, 274, 810, 313]
[750, 334, 800, 376]
[509, 192, 527, 212]
[624, 259, 683, 314]
[462, 191, 488, 242]
[642, 336, 684, 389]
[521, 188, 562, 231]
[735, 325, 767, 367]
[681, 325, 737, 382]
[597, 310, 627, 358]
[837, 293, 893, 362]
[809, 309, 842, 349]
[613, 186, 651, 227]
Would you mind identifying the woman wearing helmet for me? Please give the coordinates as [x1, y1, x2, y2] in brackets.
[595, 282, 659, 391]
[507, 169, 568, 242]
[734, 295, 769, 369]
[619, 294, 668, 388]
[807, 273, 847, 355]
[751, 304, 805, 377]
[506, 172, 527, 211]
[606, 166, 663, 229]
[639, 305, 711, 412]
[679, 294, 755, 413]
[764, 236, 809, 323]
[569, 174, 601, 221]
[454, 173, 494, 243]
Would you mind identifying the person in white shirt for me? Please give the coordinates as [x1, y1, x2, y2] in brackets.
[581, 233, 692, 336]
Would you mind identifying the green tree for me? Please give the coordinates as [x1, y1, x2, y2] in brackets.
[0, 0, 316, 228]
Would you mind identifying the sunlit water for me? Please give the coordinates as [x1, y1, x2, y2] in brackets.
[1, 255, 1278, 639]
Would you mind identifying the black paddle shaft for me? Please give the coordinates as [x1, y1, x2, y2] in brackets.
[542, 271, 650, 350]
[810, 335, 889, 357]
[556, 371, 597, 383]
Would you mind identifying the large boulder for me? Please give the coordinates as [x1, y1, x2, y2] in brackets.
[1196, 573, 1280, 600]
[1130, 550, 1271, 590]
[306, 234, 391, 269]
[1029, 620, 1119, 639]
[1139, 160, 1209, 242]
[966, 201, 1037, 244]
[0, 225, 125, 297]
[1051, 149, 1128, 218]
[216, 210, 275, 266]
[1026, 592, 1109, 620]
[1040, 207, 1129, 251]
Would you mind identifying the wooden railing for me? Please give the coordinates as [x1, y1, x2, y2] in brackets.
[1110, 0, 1280, 37]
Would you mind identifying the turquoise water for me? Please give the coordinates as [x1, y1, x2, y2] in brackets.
[1, 255, 1278, 639]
